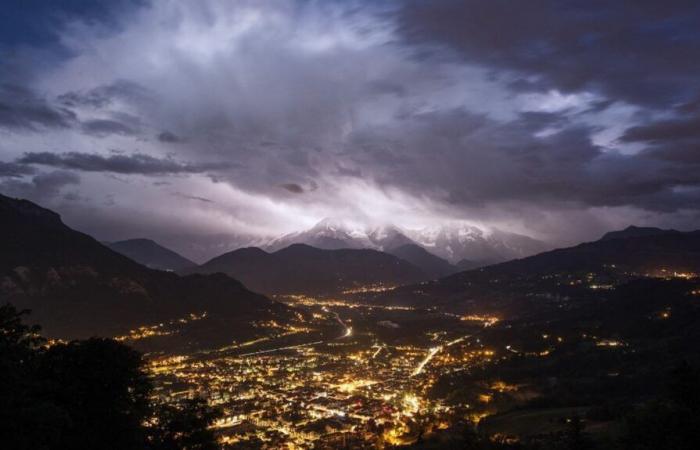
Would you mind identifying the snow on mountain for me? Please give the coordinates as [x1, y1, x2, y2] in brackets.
[265, 218, 374, 252]
[367, 224, 415, 250]
[262, 219, 549, 264]
[406, 223, 548, 263]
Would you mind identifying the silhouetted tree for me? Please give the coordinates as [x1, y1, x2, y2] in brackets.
[0, 304, 68, 450]
[35, 338, 152, 450]
[0, 303, 224, 450]
[148, 398, 222, 450]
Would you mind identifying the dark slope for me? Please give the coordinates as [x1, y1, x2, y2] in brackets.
[184, 243, 427, 295]
[600, 225, 677, 241]
[0, 194, 293, 347]
[454, 258, 492, 272]
[386, 243, 457, 279]
[370, 226, 700, 313]
[459, 227, 700, 278]
[107, 238, 196, 271]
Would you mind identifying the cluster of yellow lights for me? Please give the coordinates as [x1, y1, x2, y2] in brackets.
[43, 338, 67, 348]
[490, 381, 519, 393]
[341, 283, 397, 294]
[138, 293, 520, 447]
[115, 312, 207, 342]
[460, 314, 500, 327]
[670, 271, 697, 279]
[647, 269, 698, 280]
[335, 379, 378, 393]
[478, 394, 492, 403]
[589, 284, 614, 290]
[596, 339, 625, 347]
[402, 394, 420, 415]
[279, 294, 415, 311]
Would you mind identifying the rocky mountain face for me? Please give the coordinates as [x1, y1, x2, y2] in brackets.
[405, 223, 548, 264]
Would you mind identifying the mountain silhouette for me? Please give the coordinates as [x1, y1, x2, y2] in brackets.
[183, 243, 427, 295]
[107, 238, 196, 271]
[0, 194, 293, 350]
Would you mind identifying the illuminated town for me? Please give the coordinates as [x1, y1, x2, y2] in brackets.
[116, 266, 699, 448]
[140, 294, 502, 448]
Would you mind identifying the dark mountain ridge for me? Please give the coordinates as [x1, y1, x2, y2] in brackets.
[107, 238, 196, 271]
[0, 194, 293, 348]
[600, 225, 679, 241]
[183, 243, 427, 295]
[370, 226, 700, 315]
[386, 243, 458, 279]
[466, 227, 700, 278]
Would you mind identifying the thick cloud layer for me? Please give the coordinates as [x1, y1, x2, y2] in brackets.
[18, 151, 230, 175]
[1, 0, 699, 260]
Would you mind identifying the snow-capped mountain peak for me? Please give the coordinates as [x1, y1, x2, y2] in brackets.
[262, 218, 548, 264]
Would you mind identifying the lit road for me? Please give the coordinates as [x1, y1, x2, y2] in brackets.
[411, 336, 468, 377]
[332, 311, 352, 339]
[371, 344, 386, 359]
[412, 346, 441, 377]
[239, 340, 324, 357]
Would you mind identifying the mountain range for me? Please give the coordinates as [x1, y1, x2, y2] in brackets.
[263, 218, 549, 265]
[181, 243, 428, 295]
[371, 224, 700, 314]
[0, 193, 294, 350]
[6, 190, 698, 351]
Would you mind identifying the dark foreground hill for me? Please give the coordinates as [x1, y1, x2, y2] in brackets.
[107, 238, 196, 272]
[0, 194, 294, 350]
[183, 243, 427, 295]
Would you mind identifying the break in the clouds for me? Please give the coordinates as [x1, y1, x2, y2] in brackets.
[1, 0, 700, 260]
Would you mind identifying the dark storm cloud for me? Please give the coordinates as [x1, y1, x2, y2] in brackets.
[32, 171, 81, 197]
[172, 192, 215, 203]
[620, 109, 700, 166]
[18, 152, 231, 175]
[0, 84, 76, 130]
[0, 161, 36, 178]
[158, 131, 184, 143]
[281, 183, 305, 194]
[397, 0, 700, 108]
[81, 119, 137, 137]
[346, 108, 700, 213]
[0, 170, 80, 201]
[58, 80, 149, 109]
[642, 143, 700, 165]
[620, 115, 700, 143]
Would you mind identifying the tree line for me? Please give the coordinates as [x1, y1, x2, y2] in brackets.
[0, 303, 221, 450]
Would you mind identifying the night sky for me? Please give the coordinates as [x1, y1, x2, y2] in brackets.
[2, 1, 700, 260]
